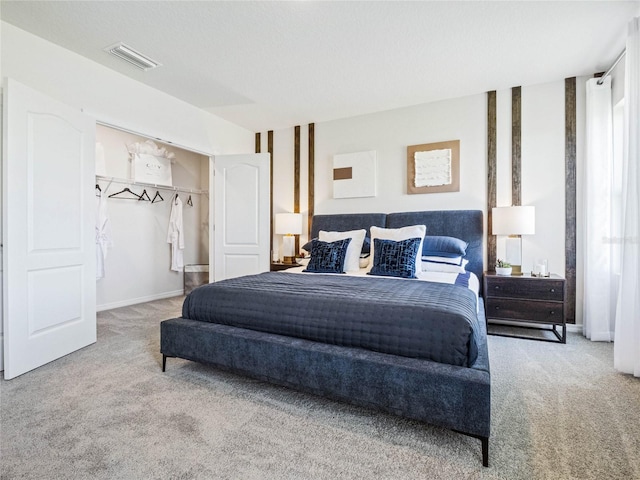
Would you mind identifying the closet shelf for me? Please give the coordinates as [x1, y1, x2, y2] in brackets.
[96, 175, 208, 195]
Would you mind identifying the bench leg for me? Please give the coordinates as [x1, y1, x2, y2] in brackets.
[453, 430, 489, 467]
[482, 436, 489, 467]
[162, 354, 167, 372]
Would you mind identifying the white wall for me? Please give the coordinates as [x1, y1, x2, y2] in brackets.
[268, 80, 576, 291]
[314, 95, 487, 217]
[1, 22, 253, 155]
[575, 76, 588, 327]
[520, 81, 566, 275]
[268, 95, 487, 255]
[95, 125, 209, 310]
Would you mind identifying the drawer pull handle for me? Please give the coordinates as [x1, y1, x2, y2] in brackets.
[550, 288, 555, 293]
[495, 306, 500, 311]
[550, 311, 555, 315]
[494, 286, 500, 290]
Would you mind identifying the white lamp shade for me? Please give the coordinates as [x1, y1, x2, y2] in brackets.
[275, 213, 302, 235]
[492, 206, 535, 235]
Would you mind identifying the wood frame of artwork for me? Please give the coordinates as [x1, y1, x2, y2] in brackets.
[407, 140, 460, 194]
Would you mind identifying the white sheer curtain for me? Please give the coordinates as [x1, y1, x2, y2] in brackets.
[614, 17, 640, 377]
[582, 77, 616, 341]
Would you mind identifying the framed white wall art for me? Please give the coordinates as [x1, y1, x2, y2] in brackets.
[332, 150, 377, 199]
[407, 140, 460, 194]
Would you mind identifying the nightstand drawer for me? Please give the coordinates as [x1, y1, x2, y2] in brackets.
[486, 298, 564, 323]
[486, 277, 564, 301]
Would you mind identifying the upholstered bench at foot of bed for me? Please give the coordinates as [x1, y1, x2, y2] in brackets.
[160, 318, 491, 467]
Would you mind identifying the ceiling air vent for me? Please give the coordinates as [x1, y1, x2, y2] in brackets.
[104, 42, 161, 71]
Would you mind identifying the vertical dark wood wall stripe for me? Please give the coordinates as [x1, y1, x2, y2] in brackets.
[487, 91, 497, 271]
[294, 125, 301, 254]
[308, 123, 315, 238]
[255, 132, 261, 153]
[565, 77, 577, 324]
[511, 86, 522, 206]
[268, 130, 274, 259]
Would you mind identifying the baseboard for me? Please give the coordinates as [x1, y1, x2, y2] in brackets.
[97, 290, 184, 312]
[0, 333, 4, 372]
[566, 323, 582, 333]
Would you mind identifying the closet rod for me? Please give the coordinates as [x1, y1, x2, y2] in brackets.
[96, 175, 208, 195]
[597, 49, 626, 85]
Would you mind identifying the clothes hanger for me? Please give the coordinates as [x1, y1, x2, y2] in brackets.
[108, 187, 142, 200]
[95, 184, 102, 197]
[173, 193, 179, 205]
[187, 194, 193, 207]
[151, 190, 164, 203]
[138, 189, 152, 201]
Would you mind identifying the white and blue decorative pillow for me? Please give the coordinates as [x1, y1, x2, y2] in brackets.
[303, 238, 352, 274]
[422, 254, 464, 266]
[318, 229, 366, 272]
[368, 225, 426, 275]
[420, 235, 469, 273]
[368, 237, 422, 279]
[422, 258, 469, 273]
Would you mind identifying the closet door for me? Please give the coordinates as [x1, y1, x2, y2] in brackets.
[213, 153, 270, 281]
[2, 79, 96, 379]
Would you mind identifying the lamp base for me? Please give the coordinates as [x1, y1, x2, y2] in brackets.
[281, 235, 295, 264]
[505, 236, 523, 275]
[510, 264, 523, 276]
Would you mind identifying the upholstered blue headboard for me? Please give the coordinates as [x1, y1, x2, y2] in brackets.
[385, 210, 484, 284]
[310, 213, 386, 241]
[310, 210, 484, 289]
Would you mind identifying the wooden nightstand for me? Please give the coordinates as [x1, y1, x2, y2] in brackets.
[483, 272, 566, 343]
[270, 262, 299, 272]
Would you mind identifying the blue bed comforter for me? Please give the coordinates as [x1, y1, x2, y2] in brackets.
[182, 272, 480, 367]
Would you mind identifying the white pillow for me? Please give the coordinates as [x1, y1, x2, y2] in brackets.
[422, 258, 469, 273]
[369, 225, 426, 274]
[319, 229, 366, 272]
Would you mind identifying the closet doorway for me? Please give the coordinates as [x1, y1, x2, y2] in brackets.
[95, 124, 211, 311]
[94, 125, 271, 312]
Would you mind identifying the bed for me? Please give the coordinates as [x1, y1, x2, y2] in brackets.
[161, 210, 490, 466]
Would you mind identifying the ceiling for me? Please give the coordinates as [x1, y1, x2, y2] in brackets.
[2, 1, 638, 132]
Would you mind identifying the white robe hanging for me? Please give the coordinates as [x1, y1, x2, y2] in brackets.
[167, 195, 185, 272]
[95, 192, 113, 280]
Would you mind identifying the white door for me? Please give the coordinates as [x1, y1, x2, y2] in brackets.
[213, 153, 270, 281]
[3, 79, 96, 379]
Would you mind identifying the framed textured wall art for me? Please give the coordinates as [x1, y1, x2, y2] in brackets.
[407, 140, 460, 194]
[332, 150, 377, 199]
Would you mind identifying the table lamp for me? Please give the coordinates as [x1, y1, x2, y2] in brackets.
[275, 213, 302, 264]
[492, 206, 535, 275]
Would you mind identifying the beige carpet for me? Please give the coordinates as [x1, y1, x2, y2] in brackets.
[1, 296, 639, 480]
